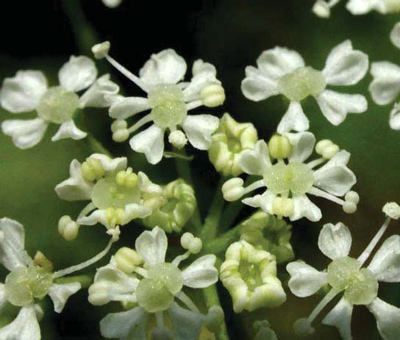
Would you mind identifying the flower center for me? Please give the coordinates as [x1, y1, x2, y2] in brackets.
[136, 263, 183, 313]
[239, 260, 264, 291]
[277, 67, 326, 102]
[37, 86, 80, 124]
[263, 162, 314, 196]
[5, 265, 53, 307]
[91, 177, 141, 209]
[148, 84, 187, 129]
[327, 257, 379, 305]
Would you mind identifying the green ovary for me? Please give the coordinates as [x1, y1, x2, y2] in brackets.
[5, 265, 53, 307]
[277, 67, 326, 102]
[328, 257, 378, 305]
[148, 84, 187, 129]
[37, 86, 80, 124]
[263, 162, 314, 196]
[136, 263, 183, 313]
[91, 177, 141, 209]
[239, 261, 263, 291]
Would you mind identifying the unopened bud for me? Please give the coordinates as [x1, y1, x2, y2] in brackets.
[58, 215, 80, 241]
[115, 247, 143, 273]
[168, 130, 187, 149]
[222, 178, 244, 201]
[201, 84, 225, 107]
[92, 41, 111, 59]
[268, 135, 292, 159]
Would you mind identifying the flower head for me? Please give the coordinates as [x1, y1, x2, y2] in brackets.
[0, 56, 119, 149]
[88, 227, 219, 340]
[222, 132, 358, 222]
[220, 240, 286, 313]
[286, 202, 400, 339]
[92, 42, 225, 164]
[55, 154, 163, 237]
[241, 40, 368, 133]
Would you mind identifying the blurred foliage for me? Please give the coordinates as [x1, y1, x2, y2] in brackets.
[0, 0, 399, 339]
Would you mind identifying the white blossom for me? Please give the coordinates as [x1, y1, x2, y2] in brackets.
[0, 57, 119, 149]
[92, 42, 225, 164]
[286, 203, 400, 340]
[88, 227, 219, 340]
[241, 40, 368, 133]
[102, 0, 122, 8]
[222, 132, 358, 222]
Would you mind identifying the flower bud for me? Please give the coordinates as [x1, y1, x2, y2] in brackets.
[268, 134, 292, 159]
[58, 215, 80, 241]
[222, 178, 244, 201]
[114, 247, 143, 273]
[383, 202, 400, 220]
[168, 130, 187, 149]
[315, 140, 339, 159]
[201, 84, 225, 107]
[312, 1, 331, 18]
[92, 41, 111, 59]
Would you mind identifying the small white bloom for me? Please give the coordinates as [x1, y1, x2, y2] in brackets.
[0, 57, 119, 149]
[55, 154, 162, 234]
[286, 205, 400, 339]
[222, 132, 358, 222]
[241, 40, 368, 133]
[89, 227, 219, 340]
[102, 0, 122, 8]
[92, 42, 224, 164]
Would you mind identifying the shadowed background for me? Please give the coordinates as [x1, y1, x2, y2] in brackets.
[0, 0, 399, 339]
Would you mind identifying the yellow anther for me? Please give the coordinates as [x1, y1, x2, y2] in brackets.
[115, 247, 143, 274]
[272, 197, 294, 218]
[34, 251, 54, 273]
[268, 135, 292, 159]
[105, 207, 125, 227]
[81, 158, 105, 182]
[201, 84, 226, 107]
[116, 170, 138, 188]
[315, 140, 339, 159]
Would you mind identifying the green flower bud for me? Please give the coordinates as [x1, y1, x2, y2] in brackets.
[143, 179, 196, 233]
[208, 113, 258, 176]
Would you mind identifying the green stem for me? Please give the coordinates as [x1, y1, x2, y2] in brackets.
[54, 274, 93, 289]
[203, 223, 242, 254]
[203, 286, 230, 340]
[85, 133, 112, 156]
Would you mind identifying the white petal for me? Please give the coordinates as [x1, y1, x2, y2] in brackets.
[367, 298, 400, 340]
[390, 103, 400, 130]
[277, 101, 309, 133]
[322, 298, 354, 340]
[89, 154, 127, 174]
[390, 22, 400, 49]
[0, 284, 7, 313]
[122, 203, 152, 224]
[168, 303, 205, 340]
[182, 255, 218, 288]
[316, 90, 367, 126]
[135, 226, 168, 267]
[109, 96, 150, 119]
[51, 120, 87, 142]
[129, 125, 165, 165]
[138, 172, 163, 195]
[322, 40, 369, 86]
[291, 195, 322, 222]
[181, 114, 219, 150]
[238, 140, 271, 176]
[285, 131, 316, 163]
[318, 222, 352, 260]
[0, 305, 40, 340]
[55, 159, 93, 201]
[368, 235, 400, 282]
[48, 282, 81, 313]
[100, 307, 147, 340]
[287, 261, 328, 297]
[79, 74, 120, 108]
[346, 0, 386, 14]
[1, 118, 48, 149]
[241, 66, 280, 101]
[369, 62, 400, 105]
[0, 218, 32, 271]
[0, 70, 47, 113]
[243, 190, 276, 215]
[139, 49, 187, 86]
[58, 56, 98, 92]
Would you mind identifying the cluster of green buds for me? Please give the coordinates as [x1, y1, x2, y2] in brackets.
[239, 210, 294, 263]
[143, 179, 197, 233]
[220, 240, 286, 313]
[208, 113, 258, 176]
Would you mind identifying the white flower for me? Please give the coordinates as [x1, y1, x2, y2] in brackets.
[92, 42, 225, 164]
[88, 227, 219, 340]
[241, 40, 368, 133]
[0, 218, 81, 340]
[0, 56, 119, 149]
[102, 0, 122, 8]
[55, 154, 163, 236]
[286, 202, 400, 340]
[222, 132, 358, 222]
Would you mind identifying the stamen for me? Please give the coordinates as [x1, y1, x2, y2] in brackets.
[309, 187, 345, 205]
[186, 100, 203, 111]
[172, 250, 191, 267]
[242, 180, 266, 195]
[307, 157, 326, 169]
[307, 288, 339, 325]
[133, 267, 149, 278]
[127, 114, 153, 134]
[176, 291, 200, 313]
[78, 202, 96, 220]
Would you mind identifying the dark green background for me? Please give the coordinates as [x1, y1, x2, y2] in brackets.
[0, 0, 399, 339]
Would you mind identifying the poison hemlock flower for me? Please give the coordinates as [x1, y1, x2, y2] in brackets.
[208, 113, 258, 177]
[102, 0, 122, 8]
[239, 210, 294, 263]
[241, 40, 368, 133]
[253, 320, 278, 340]
[222, 132, 358, 222]
[0, 218, 116, 340]
[92, 42, 225, 164]
[88, 227, 219, 340]
[0, 56, 119, 149]
[143, 179, 197, 233]
[55, 154, 163, 239]
[220, 240, 286, 313]
[286, 202, 400, 340]
[369, 22, 400, 130]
